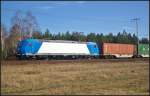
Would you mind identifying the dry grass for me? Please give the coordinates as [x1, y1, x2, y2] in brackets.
[1, 59, 149, 95]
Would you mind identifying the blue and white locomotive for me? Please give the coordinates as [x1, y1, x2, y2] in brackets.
[16, 39, 100, 59]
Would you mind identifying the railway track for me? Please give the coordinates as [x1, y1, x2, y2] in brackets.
[1, 58, 149, 65]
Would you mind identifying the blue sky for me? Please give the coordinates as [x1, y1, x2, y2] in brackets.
[1, 1, 149, 39]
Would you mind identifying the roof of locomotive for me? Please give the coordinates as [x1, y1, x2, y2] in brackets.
[21, 38, 96, 44]
[39, 39, 86, 43]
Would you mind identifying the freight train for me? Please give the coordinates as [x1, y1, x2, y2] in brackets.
[16, 39, 149, 60]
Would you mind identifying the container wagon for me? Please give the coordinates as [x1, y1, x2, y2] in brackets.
[16, 39, 99, 60]
[138, 44, 149, 57]
[99, 43, 136, 58]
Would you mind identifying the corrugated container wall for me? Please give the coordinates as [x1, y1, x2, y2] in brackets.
[138, 44, 149, 56]
[102, 43, 136, 55]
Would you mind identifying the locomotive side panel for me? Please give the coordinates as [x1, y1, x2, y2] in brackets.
[37, 42, 90, 55]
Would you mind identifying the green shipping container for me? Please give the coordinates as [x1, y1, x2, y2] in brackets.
[138, 44, 149, 57]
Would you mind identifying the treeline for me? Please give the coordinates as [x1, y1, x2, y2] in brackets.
[1, 11, 149, 59]
[40, 29, 149, 44]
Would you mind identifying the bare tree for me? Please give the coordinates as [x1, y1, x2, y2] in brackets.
[8, 24, 21, 55]
[1, 24, 8, 59]
[11, 10, 40, 39]
[23, 11, 39, 39]
[11, 10, 23, 41]
[3, 10, 40, 58]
